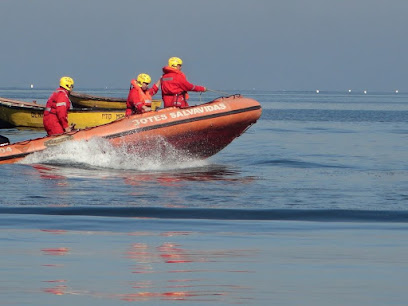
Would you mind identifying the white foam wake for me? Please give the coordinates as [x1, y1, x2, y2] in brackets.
[20, 137, 209, 171]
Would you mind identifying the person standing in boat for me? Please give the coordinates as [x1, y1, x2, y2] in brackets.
[43, 76, 74, 135]
[126, 73, 160, 117]
[161, 57, 207, 108]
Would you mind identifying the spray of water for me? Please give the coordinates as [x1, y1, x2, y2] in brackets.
[21, 137, 209, 171]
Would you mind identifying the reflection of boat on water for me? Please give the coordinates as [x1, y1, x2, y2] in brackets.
[0, 97, 125, 129]
[124, 167, 255, 187]
[69, 91, 162, 110]
[31, 161, 255, 186]
[0, 95, 262, 164]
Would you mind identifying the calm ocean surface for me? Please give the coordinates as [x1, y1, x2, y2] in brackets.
[1, 88, 408, 305]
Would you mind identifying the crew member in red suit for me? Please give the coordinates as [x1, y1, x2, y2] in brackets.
[161, 57, 206, 108]
[43, 76, 74, 136]
[126, 73, 160, 117]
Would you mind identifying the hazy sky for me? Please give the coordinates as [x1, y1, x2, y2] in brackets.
[1, 0, 407, 91]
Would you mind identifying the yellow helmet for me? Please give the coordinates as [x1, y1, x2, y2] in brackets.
[59, 76, 74, 91]
[136, 73, 151, 87]
[168, 57, 183, 68]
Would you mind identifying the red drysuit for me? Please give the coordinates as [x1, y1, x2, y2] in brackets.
[161, 66, 206, 108]
[43, 87, 71, 135]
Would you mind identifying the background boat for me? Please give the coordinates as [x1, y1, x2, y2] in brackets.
[69, 91, 162, 110]
[0, 97, 125, 129]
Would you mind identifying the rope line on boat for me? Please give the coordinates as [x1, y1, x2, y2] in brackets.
[207, 89, 231, 96]
[197, 89, 233, 102]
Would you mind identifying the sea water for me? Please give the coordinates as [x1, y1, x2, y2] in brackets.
[1, 88, 408, 305]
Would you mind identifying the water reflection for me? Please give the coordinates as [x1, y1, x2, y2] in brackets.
[29, 163, 255, 185]
[41, 246, 70, 295]
[42, 280, 68, 296]
[33, 164, 67, 180]
[38, 229, 256, 303]
[118, 234, 253, 302]
[41, 247, 69, 256]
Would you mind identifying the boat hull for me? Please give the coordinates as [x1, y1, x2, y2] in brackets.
[0, 97, 125, 129]
[0, 95, 262, 164]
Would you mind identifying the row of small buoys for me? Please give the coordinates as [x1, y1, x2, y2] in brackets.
[316, 89, 400, 94]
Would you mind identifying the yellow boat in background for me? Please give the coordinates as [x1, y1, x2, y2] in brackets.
[69, 91, 162, 110]
[0, 97, 125, 129]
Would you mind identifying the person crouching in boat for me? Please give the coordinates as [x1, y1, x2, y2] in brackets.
[126, 73, 160, 117]
[43, 76, 74, 136]
[161, 57, 207, 108]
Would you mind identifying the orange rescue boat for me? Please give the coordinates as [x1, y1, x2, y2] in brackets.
[0, 95, 262, 164]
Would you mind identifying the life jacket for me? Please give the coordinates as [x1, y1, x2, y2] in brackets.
[44, 88, 69, 115]
[130, 79, 152, 107]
